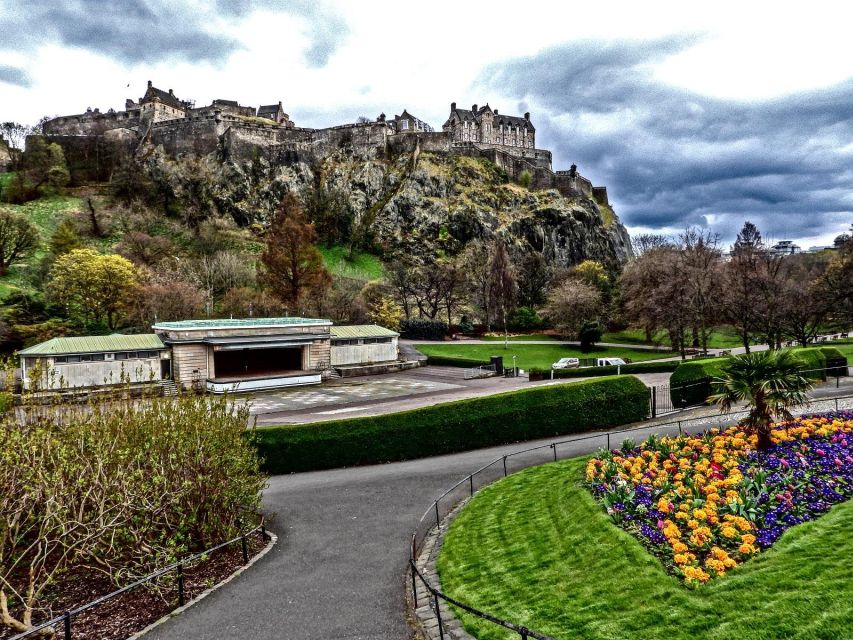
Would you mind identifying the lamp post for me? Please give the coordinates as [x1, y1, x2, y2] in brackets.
[512, 355, 517, 377]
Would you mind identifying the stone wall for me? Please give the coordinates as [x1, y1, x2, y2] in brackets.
[0, 135, 11, 172]
[41, 130, 137, 184]
[44, 111, 141, 136]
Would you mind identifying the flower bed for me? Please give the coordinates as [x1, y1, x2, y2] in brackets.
[586, 412, 853, 585]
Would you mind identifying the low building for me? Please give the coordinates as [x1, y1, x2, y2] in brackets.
[392, 110, 434, 133]
[18, 334, 169, 391]
[152, 317, 333, 393]
[330, 325, 399, 367]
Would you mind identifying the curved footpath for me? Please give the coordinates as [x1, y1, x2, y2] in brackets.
[148, 388, 852, 640]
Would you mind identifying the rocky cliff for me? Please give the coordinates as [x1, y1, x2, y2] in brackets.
[147, 146, 632, 270]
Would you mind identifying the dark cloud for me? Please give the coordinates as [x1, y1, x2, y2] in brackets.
[483, 39, 853, 245]
[0, 0, 240, 64]
[0, 65, 31, 87]
[0, 0, 348, 68]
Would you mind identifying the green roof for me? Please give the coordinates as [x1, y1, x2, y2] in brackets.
[152, 317, 331, 331]
[330, 325, 399, 339]
[18, 334, 165, 356]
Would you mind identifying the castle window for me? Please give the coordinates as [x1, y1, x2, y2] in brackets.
[401, 120, 409, 130]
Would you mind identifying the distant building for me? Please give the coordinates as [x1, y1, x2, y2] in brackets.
[392, 110, 434, 133]
[330, 325, 399, 367]
[770, 240, 802, 255]
[138, 80, 193, 123]
[190, 99, 255, 118]
[19, 334, 169, 390]
[443, 102, 535, 150]
[256, 101, 294, 127]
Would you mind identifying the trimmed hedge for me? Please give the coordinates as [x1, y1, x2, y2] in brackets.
[669, 347, 845, 406]
[669, 358, 729, 407]
[253, 376, 650, 474]
[426, 354, 487, 368]
[400, 319, 448, 340]
[819, 346, 848, 377]
[532, 359, 680, 380]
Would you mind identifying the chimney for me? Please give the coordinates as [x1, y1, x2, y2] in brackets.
[278, 101, 282, 106]
[147, 80, 152, 88]
[472, 104, 477, 112]
[168, 89, 173, 96]
[524, 112, 530, 120]
[494, 109, 498, 115]
[450, 102, 456, 111]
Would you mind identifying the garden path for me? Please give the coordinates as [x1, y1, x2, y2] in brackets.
[147, 391, 852, 640]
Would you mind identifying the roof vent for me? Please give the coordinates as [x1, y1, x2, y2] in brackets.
[472, 104, 477, 113]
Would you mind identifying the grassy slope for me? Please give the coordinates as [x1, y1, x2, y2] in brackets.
[416, 343, 675, 370]
[318, 245, 385, 281]
[478, 334, 558, 342]
[0, 195, 84, 298]
[438, 457, 852, 640]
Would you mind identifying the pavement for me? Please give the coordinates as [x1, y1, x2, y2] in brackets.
[148, 383, 853, 640]
[243, 366, 674, 426]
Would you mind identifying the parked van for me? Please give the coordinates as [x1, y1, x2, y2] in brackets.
[596, 357, 627, 367]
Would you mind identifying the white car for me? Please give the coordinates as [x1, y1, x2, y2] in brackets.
[596, 357, 627, 367]
[552, 357, 580, 369]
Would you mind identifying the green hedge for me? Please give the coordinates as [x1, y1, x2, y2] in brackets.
[669, 358, 729, 407]
[426, 354, 487, 367]
[818, 346, 848, 377]
[253, 376, 650, 474]
[530, 359, 680, 380]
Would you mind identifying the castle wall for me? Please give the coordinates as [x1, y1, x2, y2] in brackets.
[41, 131, 136, 184]
[44, 111, 141, 136]
[148, 116, 226, 156]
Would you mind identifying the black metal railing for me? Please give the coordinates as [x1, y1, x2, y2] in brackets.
[410, 389, 853, 640]
[10, 518, 270, 640]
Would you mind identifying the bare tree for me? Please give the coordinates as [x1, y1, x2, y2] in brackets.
[543, 278, 602, 337]
[489, 240, 517, 346]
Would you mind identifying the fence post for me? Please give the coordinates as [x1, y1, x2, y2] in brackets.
[434, 593, 445, 640]
[652, 386, 657, 419]
[63, 611, 71, 640]
[435, 501, 440, 527]
[411, 565, 418, 608]
[519, 627, 529, 639]
[606, 432, 610, 451]
[177, 561, 185, 606]
[261, 523, 267, 540]
[678, 421, 683, 436]
[241, 532, 249, 564]
[551, 443, 557, 461]
[502, 456, 507, 477]
[469, 474, 474, 496]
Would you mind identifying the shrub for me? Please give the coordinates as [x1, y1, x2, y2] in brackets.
[669, 358, 729, 407]
[508, 306, 543, 331]
[254, 376, 650, 474]
[819, 346, 848, 377]
[519, 170, 532, 188]
[400, 318, 448, 340]
[0, 393, 265, 634]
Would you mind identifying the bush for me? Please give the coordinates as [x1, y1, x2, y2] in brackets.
[789, 347, 827, 381]
[254, 376, 650, 474]
[0, 393, 265, 633]
[400, 318, 448, 340]
[508, 306, 543, 331]
[426, 354, 487, 367]
[669, 358, 729, 407]
[819, 346, 848, 377]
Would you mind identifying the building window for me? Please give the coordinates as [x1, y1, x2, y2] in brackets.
[401, 120, 409, 130]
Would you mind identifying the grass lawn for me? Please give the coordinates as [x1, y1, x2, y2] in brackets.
[438, 456, 853, 640]
[318, 245, 385, 281]
[603, 327, 751, 349]
[416, 343, 676, 370]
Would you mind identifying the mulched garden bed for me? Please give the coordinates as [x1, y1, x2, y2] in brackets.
[1, 530, 269, 640]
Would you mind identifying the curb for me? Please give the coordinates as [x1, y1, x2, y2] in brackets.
[129, 529, 278, 639]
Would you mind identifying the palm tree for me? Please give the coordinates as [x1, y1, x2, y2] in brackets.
[709, 350, 813, 450]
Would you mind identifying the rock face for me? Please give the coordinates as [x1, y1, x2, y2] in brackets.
[165, 147, 632, 269]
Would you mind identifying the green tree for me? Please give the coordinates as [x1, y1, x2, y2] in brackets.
[0, 209, 39, 275]
[47, 249, 138, 329]
[48, 219, 82, 256]
[260, 194, 332, 313]
[709, 350, 813, 450]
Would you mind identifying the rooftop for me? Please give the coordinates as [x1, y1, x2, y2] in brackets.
[152, 317, 332, 331]
[330, 325, 399, 339]
[18, 334, 165, 356]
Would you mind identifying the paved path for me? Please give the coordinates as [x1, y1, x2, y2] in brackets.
[149, 386, 853, 640]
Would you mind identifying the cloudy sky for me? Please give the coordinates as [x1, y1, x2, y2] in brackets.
[1, 0, 851, 249]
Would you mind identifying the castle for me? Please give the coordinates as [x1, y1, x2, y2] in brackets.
[41, 82, 609, 204]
